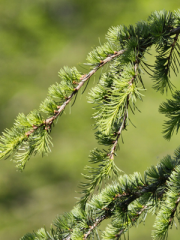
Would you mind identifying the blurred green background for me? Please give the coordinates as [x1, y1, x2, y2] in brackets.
[1, 0, 180, 239]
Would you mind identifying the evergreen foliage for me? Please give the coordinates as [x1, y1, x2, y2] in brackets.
[1, 9, 180, 239]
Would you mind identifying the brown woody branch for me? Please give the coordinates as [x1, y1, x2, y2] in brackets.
[25, 49, 125, 137]
[170, 26, 180, 35]
[83, 214, 107, 240]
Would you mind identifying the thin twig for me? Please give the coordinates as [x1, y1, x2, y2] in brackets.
[25, 49, 125, 137]
[168, 196, 180, 226]
[83, 214, 107, 240]
[52, 50, 125, 120]
[170, 26, 180, 35]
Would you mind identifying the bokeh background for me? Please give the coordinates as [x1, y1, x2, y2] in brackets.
[1, 0, 180, 239]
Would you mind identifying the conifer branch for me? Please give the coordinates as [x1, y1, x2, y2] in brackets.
[20, 146, 180, 240]
[0, 50, 125, 170]
[63, 153, 177, 240]
[26, 49, 126, 137]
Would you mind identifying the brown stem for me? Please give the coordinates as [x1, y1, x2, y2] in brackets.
[25, 50, 125, 137]
[109, 110, 128, 160]
[47, 50, 125, 120]
[168, 196, 180, 226]
[83, 214, 107, 240]
[170, 26, 180, 35]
